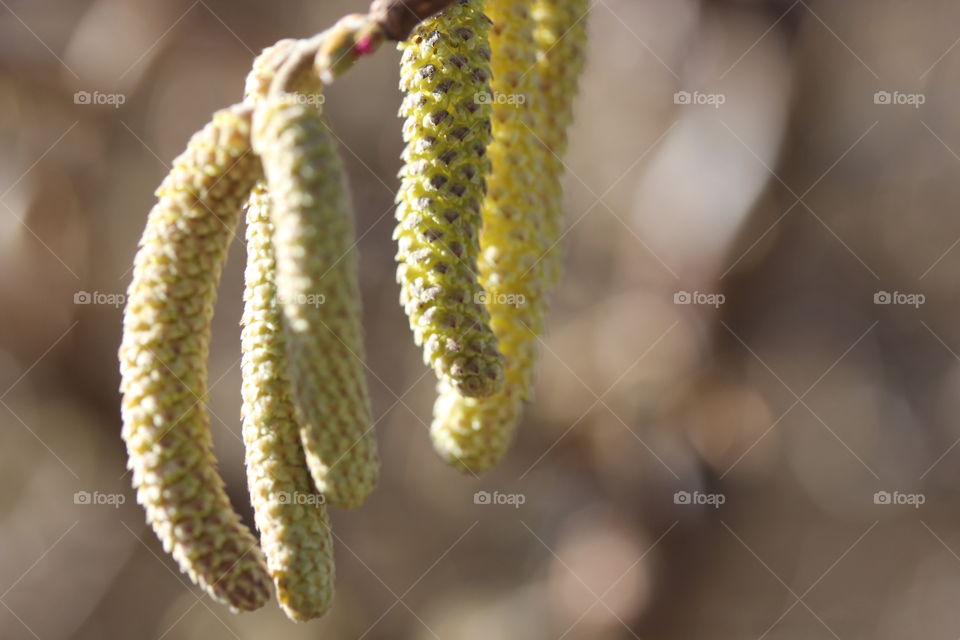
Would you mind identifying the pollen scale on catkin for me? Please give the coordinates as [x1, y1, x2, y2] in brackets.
[118, 0, 588, 621]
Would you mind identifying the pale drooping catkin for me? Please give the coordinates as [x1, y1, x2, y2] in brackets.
[531, 0, 589, 285]
[119, 104, 271, 611]
[251, 94, 379, 510]
[240, 185, 336, 621]
[395, 0, 505, 398]
[238, 42, 339, 621]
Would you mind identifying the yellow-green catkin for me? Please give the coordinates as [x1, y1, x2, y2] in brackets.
[239, 41, 337, 620]
[531, 0, 589, 285]
[430, 0, 548, 472]
[395, 0, 505, 398]
[119, 105, 272, 611]
[251, 94, 379, 510]
[240, 185, 335, 621]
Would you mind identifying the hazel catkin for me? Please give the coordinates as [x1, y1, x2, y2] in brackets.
[251, 94, 379, 510]
[118, 104, 272, 611]
[531, 0, 589, 285]
[239, 41, 340, 619]
[431, 0, 589, 472]
[395, 0, 505, 399]
[430, 0, 549, 472]
[240, 185, 336, 621]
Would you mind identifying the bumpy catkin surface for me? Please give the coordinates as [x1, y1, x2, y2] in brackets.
[241, 185, 336, 621]
[118, 104, 272, 611]
[251, 95, 379, 510]
[395, 0, 505, 399]
[430, 0, 550, 472]
[531, 0, 589, 285]
[239, 41, 340, 620]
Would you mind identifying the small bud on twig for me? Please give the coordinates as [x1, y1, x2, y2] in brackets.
[370, 0, 460, 41]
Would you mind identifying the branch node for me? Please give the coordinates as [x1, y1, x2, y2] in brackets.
[369, 0, 459, 41]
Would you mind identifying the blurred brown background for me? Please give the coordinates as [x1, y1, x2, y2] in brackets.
[3, 0, 960, 637]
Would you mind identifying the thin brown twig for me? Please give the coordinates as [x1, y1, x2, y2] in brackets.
[370, 0, 459, 41]
[266, 0, 459, 95]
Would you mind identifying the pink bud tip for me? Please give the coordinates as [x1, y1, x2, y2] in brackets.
[355, 36, 375, 56]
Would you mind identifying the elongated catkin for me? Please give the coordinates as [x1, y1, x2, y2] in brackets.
[430, 0, 547, 472]
[431, 0, 589, 472]
[395, 0, 505, 398]
[251, 94, 378, 510]
[241, 185, 336, 620]
[119, 104, 271, 611]
[239, 42, 339, 620]
[532, 0, 589, 285]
